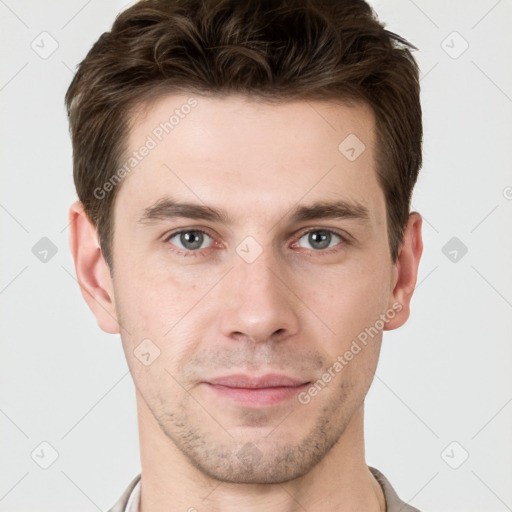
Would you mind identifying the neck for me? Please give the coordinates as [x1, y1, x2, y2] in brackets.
[136, 391, 385, 512]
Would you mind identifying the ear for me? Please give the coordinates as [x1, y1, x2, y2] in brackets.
[384, 212, 423, 331]
[68, 200, 120, 334]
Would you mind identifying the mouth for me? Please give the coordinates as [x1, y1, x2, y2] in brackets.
[203, 374, 311, 407]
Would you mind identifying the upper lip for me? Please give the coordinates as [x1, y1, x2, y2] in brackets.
[206, 374, 310, 389]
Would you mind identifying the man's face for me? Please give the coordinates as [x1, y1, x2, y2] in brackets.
[109, 94, 398, 483]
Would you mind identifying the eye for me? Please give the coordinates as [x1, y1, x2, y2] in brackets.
[296, 229, 343, 251]
[166, 230, 213, 251]
[164, 228, 346, 257]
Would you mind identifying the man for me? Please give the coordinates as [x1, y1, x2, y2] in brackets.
[66, 0, 423, 510]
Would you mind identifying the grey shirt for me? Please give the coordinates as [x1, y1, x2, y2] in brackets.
[108, 466, 420, 512]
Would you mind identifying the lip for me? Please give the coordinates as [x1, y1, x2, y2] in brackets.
[207, 374, 308, 388]
[203, 374, 311, 407]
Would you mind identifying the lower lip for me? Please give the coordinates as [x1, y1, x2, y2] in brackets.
[205, 383, 310, 407]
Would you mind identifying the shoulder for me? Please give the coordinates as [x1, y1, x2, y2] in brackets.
[369, 466, 422, 512]
[106, 474, 141, 512]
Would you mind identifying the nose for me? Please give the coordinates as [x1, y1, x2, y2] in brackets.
[218, 248, 300, 345]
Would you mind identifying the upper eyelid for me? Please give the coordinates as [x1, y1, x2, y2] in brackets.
[296, 226, 345, 238]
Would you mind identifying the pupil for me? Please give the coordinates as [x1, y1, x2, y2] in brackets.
[181, 231, 203, 250]
[309, 231, 330, 249]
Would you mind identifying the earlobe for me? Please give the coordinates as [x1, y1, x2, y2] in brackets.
[68, 200, 120, 334]
[384, 212, 423, 331]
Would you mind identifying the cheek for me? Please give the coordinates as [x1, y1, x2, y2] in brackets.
[302, 258, 391, 345]
[113, 257, 187, 334]
[113, 263, 212, 376]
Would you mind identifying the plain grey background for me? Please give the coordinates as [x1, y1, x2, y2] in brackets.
[1, 0, 511, 510]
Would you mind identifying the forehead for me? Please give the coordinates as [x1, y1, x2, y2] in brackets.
[116, 93, 383, 226]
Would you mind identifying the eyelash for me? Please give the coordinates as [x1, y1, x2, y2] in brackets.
[163, 227, 349, 258]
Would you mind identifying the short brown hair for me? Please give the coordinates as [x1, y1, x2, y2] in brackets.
[65, 0, 422, 271]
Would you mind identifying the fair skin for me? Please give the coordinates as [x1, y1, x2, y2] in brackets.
[69, 94, 422, 512]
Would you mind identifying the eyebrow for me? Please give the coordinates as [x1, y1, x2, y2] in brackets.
[137, 196, 371, 226]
